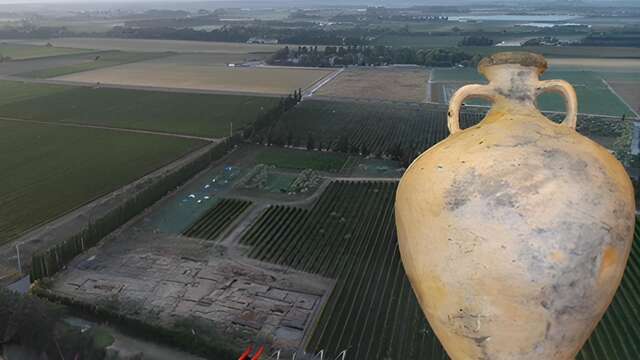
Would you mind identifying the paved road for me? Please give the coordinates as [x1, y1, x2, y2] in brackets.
[425, 69, 433, 104]
[304, 67, 344, 97]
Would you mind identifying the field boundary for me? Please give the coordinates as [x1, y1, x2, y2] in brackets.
[0, 116, 219, 142]
[2, 75, 286, 98]
[310, 94, 451, 109]
[8, 49, 104, 62]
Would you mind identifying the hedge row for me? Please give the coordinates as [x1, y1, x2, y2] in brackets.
[30, 136, 239, 281]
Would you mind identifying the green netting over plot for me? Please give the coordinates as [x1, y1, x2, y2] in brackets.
[137, 166, 244, 234]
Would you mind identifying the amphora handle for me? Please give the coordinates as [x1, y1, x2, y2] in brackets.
[447, 84, 496, 134]
[447, 80, 579, 134]
[536, 79, 578, 129]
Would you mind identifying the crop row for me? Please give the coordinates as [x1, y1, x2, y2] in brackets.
[240, 180, 640, 358]
[258, 99, 628, 167]
[240, 181, 444, 357]
[243, 181, 397, 277]
[256, 100, 483, 162]
[183, 198, 252, 241]
[241, 205, 310, 247]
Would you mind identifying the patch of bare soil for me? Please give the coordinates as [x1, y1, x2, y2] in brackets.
[316, 67, 428, 102]
[53, 62, 334, 95]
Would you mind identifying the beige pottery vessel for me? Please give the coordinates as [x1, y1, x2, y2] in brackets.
[395, 52, 636, 360]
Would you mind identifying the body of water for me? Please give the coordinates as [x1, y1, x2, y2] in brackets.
[450, 15, 581, 22]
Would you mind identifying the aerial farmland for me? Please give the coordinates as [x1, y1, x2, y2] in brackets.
[15, 37, 287, 54]
[315, 67, 429, 102]
[51, 59, 336, 95]
[0, 42, 91, 60]
[0, 119, 206, 244]
[0, 81, 278, 137]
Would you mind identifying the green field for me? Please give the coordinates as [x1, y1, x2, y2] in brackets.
[255, 146, 348, 172]
[183, 198, 252, 241]
[0, 120, 206, 244]
[431, 69, 634, 116]
[539, 71, 632, 117]
[240, 181, 640, 358]
[0, 43, 90, 60]
[263, 173, 297, 193]
[17, 51, 171, 79]
[0, 81, 71, 106]
[0, 80, 279, 137]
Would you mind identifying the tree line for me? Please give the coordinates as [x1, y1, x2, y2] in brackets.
[103, 25, 370, 46]
[242, 89, 303, 140]
[268, 45, 481, 68]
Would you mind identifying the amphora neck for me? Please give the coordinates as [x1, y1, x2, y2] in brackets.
[447, 52, 578, 134]
[481, 64, 541, 113]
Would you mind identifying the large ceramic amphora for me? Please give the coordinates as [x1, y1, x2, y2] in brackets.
[395, 52, 636, 360]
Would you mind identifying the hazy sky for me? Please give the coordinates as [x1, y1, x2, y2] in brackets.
[0, 0, 626, 6]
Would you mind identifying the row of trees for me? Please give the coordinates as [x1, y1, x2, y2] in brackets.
[242, 90, 303, 140]
[269, 45, 480, 67]
[104, 25, 370, 46]
[260, 129, 421, 167]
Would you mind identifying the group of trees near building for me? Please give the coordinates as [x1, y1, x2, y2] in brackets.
[268, 45, 480, 68]
[0, 288, 111, 359]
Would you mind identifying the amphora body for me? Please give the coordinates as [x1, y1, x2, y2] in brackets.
[395, 52, 636, 359]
